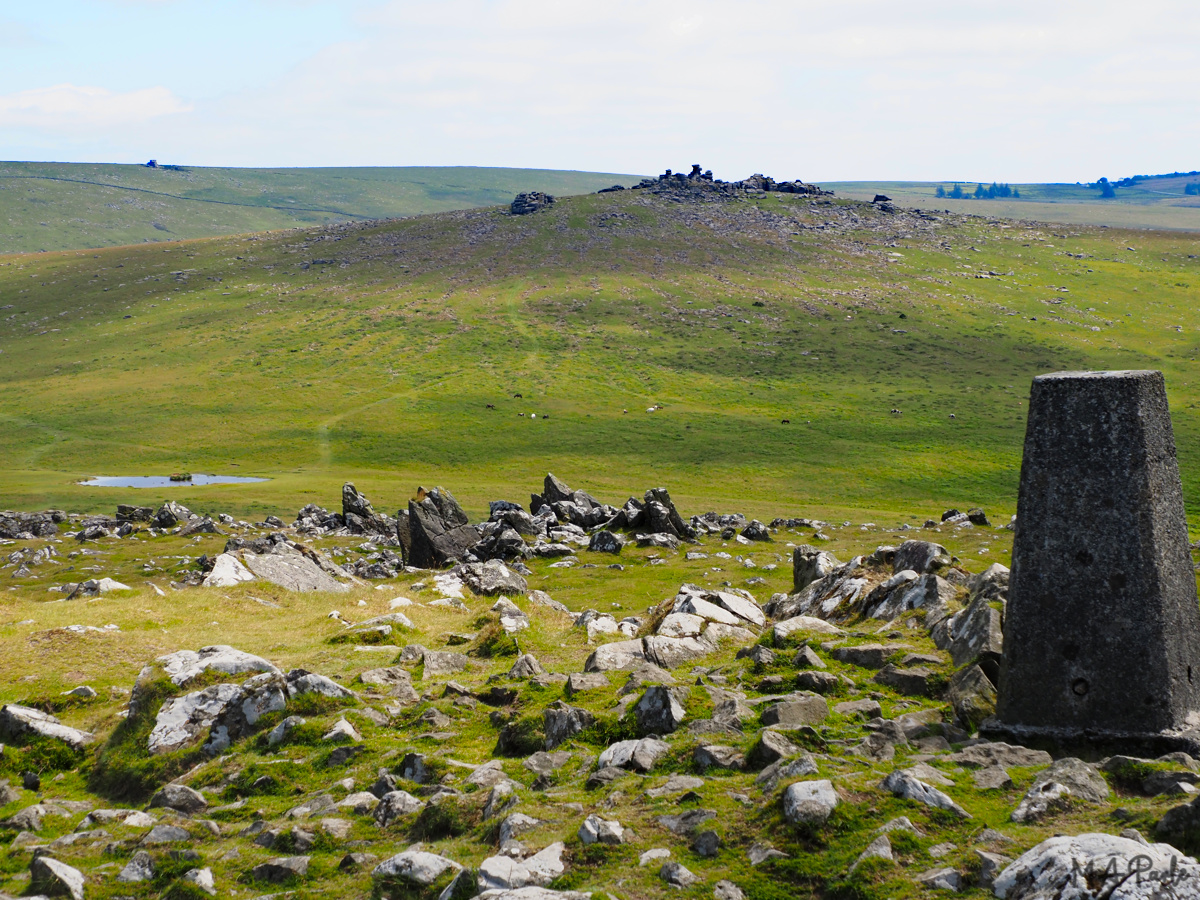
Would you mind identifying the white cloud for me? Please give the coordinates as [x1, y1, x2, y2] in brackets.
[0, 84, 190, 130]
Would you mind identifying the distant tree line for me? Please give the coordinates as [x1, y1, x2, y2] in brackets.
[1114, 170, 1200, 188]
[935, 182, 1020, 199]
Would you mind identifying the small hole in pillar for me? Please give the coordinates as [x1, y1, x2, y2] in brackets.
[1072, 678, 1089, 696]
[1109, 573, 1126, 591]
[1075, 549, 1094, 566]
[1062, 642, 1080, 661]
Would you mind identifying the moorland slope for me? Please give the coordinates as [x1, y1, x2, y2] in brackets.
[1, 177, 1200, 525]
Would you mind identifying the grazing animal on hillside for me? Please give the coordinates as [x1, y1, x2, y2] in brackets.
[486, 403, 495, 409]
[781, 419, 790, 424]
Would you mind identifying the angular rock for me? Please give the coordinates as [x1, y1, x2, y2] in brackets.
[579, 814, 624, 845]
[748, 729, 801, 770]
[456, 560, 528, 596]
[658, 809, 716, 835]
[374, 790, 425, 826]
[881, 770, 971, 818]
[946, 742, 1051, 769]
[241, 548, 350, 592]
[793, 546, 839, 593]
[543, 702, 595, 750]
[947, 663, 997, 729]
[407, 488, 479, 569]
[252, 856, 310, 883]
[157, 645, 280, 687]
[761, 695, 827, 728]
[994, 833, 1200, 900]
[373, 850, 461, 886]
[635, 686, 687, 735]
[149, 784, 207, 815]
[0, 705, 94, 751]
[892, 540, 951, 574]
[660, 861, 700, 887]
[849, 834, 893, 874]
[694, 744, 745, 770]
[117, 850, 155, 883]
[30, 856, 85, 900]
[782, 780, 838, 824]
[597, 738, 670, 772]
[202, 553, 255, 588]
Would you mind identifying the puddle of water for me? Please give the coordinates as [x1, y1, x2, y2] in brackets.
[78, 474, 269, 488]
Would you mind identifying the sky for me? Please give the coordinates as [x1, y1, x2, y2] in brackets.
[2, 0, 1199, 182]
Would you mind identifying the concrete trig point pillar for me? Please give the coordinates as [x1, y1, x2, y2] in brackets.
[992, 370, 1200, 748]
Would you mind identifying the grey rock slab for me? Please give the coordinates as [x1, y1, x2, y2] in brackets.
[773, 616, 842, 644]
[793, 545, 840, 593]
[645, 774, 705, 799]
[761, 695, 828, 727]
[287, 669, 357, 700]
[523, 751, 572, 777]
[543, 702, 595, 750]
[565, 672, 609, 696]
[267, 715, 306, 747]
[597, 738, 670, 772]
[374, 790, 424, 826]
[713, 880, 745, 900]
[657, 809, 716, 835]
[748, 843, 788, 865]
[947, 663, 997, 729]
[849, 835, 893, 874]
[830, 643, 906, 669]
[975, 850, 1012, 890]
[242, 549, 350, 592]
[508, 654, 546, 678]
[149, 784, 207, 814]
[834, 699, 882, 719]
[182, 868, 216, 896]
[892, 540, 951, 574]
[782, 780, 838, 824]
[635, 685, 687, 735]
[694, 744, 745, 770]
[478, 842, 565, 891]
[157, 645, 279, 688]
[755, 755, 820, 793]
[30, 857, 85, 900]
[972, 766, 1013, 790]
[578, 814, 624, 845]
[252, 856, 310, 883]
[0, 705, 94, 750]
[422, 650, 469, 676]
[117, 850, 154, 883]
[142, 824, 192, 844]
[455, 560, 528, 596]
[660, 861, 700, 887]
[997, 370, 1200, 737]
[1031, 757, 1108, 802]
[881, 770, 971, 818]
[583, 638, 646, 672]
[946, 742, 1051, 769]
[747, 729, 802, 770]
[373, 849, 461, 885]
[993, 833, 1200, 900]
[915, 867, 961, 891]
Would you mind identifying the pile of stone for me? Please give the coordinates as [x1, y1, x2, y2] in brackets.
[622, 165, 830, 199]
[511, 192, 555, 215]
[295, 483, 397, 541]
[0, 509, 65, 539]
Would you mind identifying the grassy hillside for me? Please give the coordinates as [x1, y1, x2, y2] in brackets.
[2, 185, 1200, 528]
[828, 179, 1200, 232]
[0, 162, 642, 254]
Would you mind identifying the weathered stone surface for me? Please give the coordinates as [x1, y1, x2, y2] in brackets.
[1010, 758, 1108, 823]
[30, 856, 85, 900]
[761, 695, 828, 727]
[149, 784, 206, 814]
[947, 663, 997, 729]
[407, 488, 479, 569]
[793, 545, 839, 593]
[997, 370, 1200, 738]
[0, 705, 94, 750]
[374, 790, 424, 826]
[881, 770, 971, 818]
[374, 850, 461, 886]
[694, 744, 745, 770]
[117, 850, 155, 883]
[658, 809, 716, 835]
[831, 643, 904, 669]
[148, 683, 241, 754]
[456, 560, 528, 596]
[747, 729, 801, 770]
[946, 742, 1051, 769]
[422, 650, 469, 676]
[242, 549, 350, 592]
[579, 814, 624, 845]
[597, 738, 670, 772]
[660, 861, 700, 887]
[543, 702, 595, 750]
[158, 645, 279, 687]
[252, 856, 310, 883]
[782, 780, 838, 824]
[993, 833, 1200, 900]
[202, 553, 255, 588]
[849, 835, 893, 874]
[892, 540, 951, 574]
[635, 686, 687, 735]
[479, 842, 565, 891]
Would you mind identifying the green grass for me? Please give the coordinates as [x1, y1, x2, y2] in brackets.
[3, 187, 1200, 534]
[0, 162, 643, 254]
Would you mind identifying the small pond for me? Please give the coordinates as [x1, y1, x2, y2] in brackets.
[78, 474, 269, 488]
